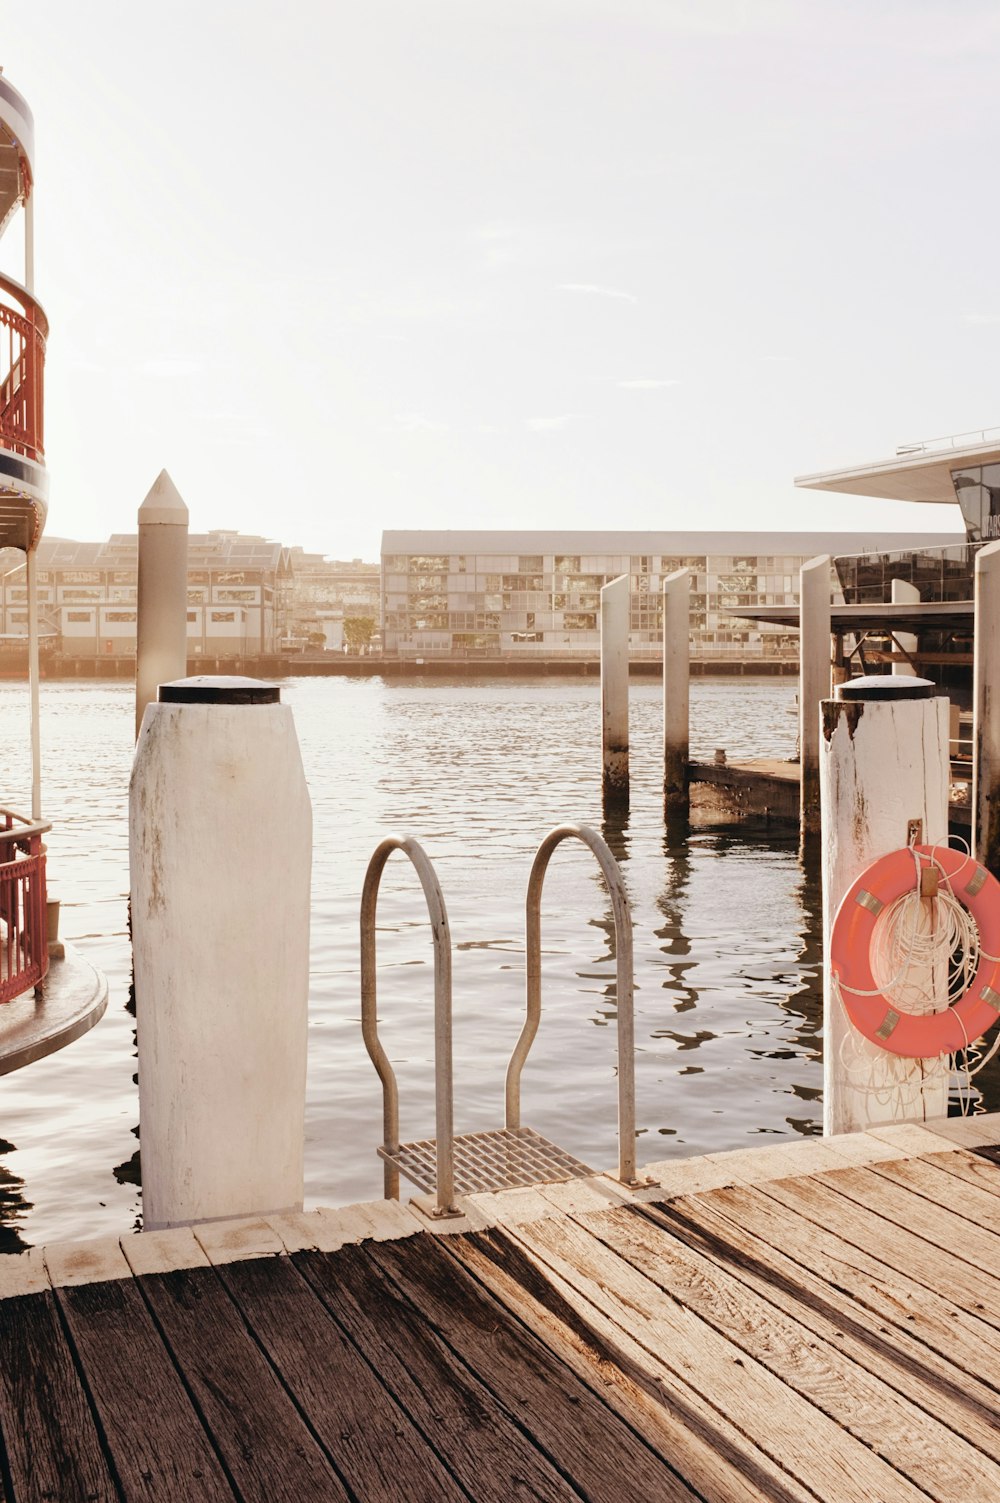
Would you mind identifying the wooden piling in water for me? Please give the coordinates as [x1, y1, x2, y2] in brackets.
[662, 568, 690, 817]
[890, 577, 919, 675]
[973, 541, 1000, 874]
[135, 471, 189, 739]
[601, 574, 629, 808]
[799, 554, 831, 839]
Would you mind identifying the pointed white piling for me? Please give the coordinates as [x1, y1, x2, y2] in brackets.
[974, 541, 1000, 873]
[799, 555, 831, 837]
[136, 471, 189, 738]
[663, 569, 690, 816]
[601, 575, 630, 807]
[821, 676, 950, 1134]
[890, 577, 919, 675]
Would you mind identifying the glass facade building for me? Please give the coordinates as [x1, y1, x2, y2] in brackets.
[381, 531, 961, 662]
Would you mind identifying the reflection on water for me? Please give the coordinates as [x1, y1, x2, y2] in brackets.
[1, 673, 996, 1249]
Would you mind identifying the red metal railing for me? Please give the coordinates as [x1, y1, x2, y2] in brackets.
[0, 272, 47, 464]
[0, 806, 49, 1002]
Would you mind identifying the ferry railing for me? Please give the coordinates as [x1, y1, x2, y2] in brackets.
[360, 823, 645, 1217]
[0, 805, 50, 1003]
[0, 272, 47, 464]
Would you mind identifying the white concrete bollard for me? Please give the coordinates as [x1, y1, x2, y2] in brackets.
[601, 574, 630, 807]
[662, 569, 690, 817]
[136, 470, 189, 739]
[820, 675, 949, 1135]
[973, 540, 1000, 874]
[131, 676, 311, 1229]
[890, 577, 919, 676]
[799, 555, 831, 837]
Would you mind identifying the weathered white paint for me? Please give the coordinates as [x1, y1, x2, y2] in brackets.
[600, 573, 629, 805]
[890, 578, 919, 675]
[135, 471, 189, 739]
[820, 689, 950, 1134]
[799, 555, 831, 836]
[25, 545, 41, 820]
[131, 694, 311, 1229]
[662, 568, 689, 815]
[973, 541, 1000, 872]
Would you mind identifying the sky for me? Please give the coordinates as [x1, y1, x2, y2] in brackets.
[3, 0, 996, 560]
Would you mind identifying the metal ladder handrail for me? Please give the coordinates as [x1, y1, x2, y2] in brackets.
[360, 835, 456, 1215]
[505, 823, 639, 1186]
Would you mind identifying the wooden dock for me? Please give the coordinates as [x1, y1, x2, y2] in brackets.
[2, 1115, 1000, 1501]
[689, 756, 973, 829]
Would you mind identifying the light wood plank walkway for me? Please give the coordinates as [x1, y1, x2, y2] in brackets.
[2, 1115, 1000, 1501]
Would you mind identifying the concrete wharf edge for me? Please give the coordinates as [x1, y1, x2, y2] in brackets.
[3, 1116, 1000, 1501]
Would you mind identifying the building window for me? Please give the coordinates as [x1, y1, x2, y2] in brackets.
[67, 610, 92, 622]
[105, 611, 136, 623]
[211, 611, 236, 623]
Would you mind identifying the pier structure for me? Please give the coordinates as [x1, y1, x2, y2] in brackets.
[2, 1116, 999, 1501]
[798, 553, 831, 837]
[973, 540, 1000, 873]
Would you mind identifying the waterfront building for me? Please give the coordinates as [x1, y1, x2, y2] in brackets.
[381, 529, 963, 664]
[281, 548, 381, 649]
[0, 530, 293, 661]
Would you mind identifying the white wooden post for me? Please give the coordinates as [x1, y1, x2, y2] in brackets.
[890, 577, 919, 676]
[820, 676, 949, 1135]
[973, 540, 1000, 873]
[662, 569, 689, 816]
[136, 470, 189, 739]
[601, 574, 629, 807]
[799, 555, 831, 837]
[131, 677, 312, 1229]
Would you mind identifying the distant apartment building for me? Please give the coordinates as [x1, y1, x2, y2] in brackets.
[282, 549, 381, 648]
[0, 531, 292, 660]
[380, 530, 965, 662]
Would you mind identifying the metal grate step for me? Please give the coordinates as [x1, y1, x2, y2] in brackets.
[379, 1125, 593, 1197]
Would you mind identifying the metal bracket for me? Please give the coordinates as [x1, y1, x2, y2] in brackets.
[906, 818, 923, 846]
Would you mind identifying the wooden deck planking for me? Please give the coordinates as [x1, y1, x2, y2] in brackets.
[2, 1123, 1000, 1501]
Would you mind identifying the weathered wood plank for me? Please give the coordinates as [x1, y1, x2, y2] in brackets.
[578, 1202, 1000, 1496]
[685, 1181, 1000, 1374]
[445, 1226, 819, 1503]
[631, 1195, 1000, 1458]
[56, 1276, 236, 1502]
[215, 1253, 466, 1503]
[295, 1243, 579, 1503]
[759, 1172, 1000, 1329]
[138, 1265, 349, 1502]
[507, 1207, 928, 1502]
[868, 1152, 1000, 1232]
[808, 1164, 1000, 1278]
[369, 1231, 700, 1503]
[0, 1291, 116, 1503]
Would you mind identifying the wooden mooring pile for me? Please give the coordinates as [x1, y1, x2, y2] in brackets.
[3, 1115, 1000, 1502]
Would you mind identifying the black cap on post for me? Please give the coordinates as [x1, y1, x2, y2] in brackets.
[158, 675, 280, 705]
[835, 674, 935, 702]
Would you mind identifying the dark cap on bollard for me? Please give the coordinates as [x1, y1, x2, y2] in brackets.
[158, 675, 280, 705]
[835, 674, 935, 702]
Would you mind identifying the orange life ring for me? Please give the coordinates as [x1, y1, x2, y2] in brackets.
[830, 844, 1000, 1058]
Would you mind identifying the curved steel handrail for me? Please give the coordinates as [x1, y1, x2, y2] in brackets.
[505, 823, 638, 1185]
[360, 834, 456, 1214]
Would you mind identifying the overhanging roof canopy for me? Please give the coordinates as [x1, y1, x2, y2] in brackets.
[796, 430, 1000, 506]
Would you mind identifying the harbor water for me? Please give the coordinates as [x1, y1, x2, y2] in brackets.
[1, 674, 993, 1252]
